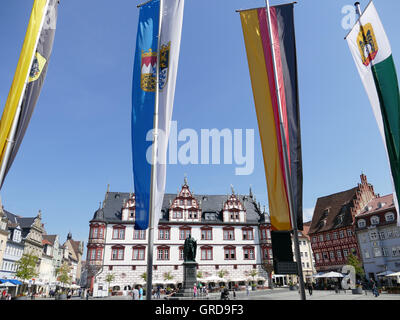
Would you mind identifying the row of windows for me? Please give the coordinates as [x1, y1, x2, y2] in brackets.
[358, 212, 395, 228]
[368, 229, 400, 241]
[315, 248, 357, 262]
[363, 246, 400, 259]
[89, 246, 259, 262]
[103, 228, 255, 241]
[1, 261, 17, 272]
[5, 246, 23, 257]
[312, 229, 353, 243]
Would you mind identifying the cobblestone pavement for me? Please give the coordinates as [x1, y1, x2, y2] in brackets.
[45, 288, 400, 301]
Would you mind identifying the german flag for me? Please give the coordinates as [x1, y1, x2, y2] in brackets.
[239, 3, 303, 231]
[0, 0, 59, 188]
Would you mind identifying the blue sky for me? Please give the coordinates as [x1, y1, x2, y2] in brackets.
[0, 0, 399, 251]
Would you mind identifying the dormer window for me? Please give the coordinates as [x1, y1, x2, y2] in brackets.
[370, 216, 380, 225]
[385, 212, 395, 222]
[358, 219, 366, 228]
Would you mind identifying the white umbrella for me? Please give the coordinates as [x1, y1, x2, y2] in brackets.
[386, 271, 400, 277]
[377, 270, 395, 276]
[323, 272, 344, 278]
[1, 282, 16, 287]
[204, 276, 227, 283]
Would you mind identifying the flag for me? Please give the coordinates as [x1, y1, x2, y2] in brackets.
[240, 3, 303, 231]
[346, 2, 400, 225]
[132, 0, 184, 230]
[0, 0, 59, 188]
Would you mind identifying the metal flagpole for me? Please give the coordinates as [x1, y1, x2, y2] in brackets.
[264, 0, 306, 300]
[0, 0, 51, 189]
[146, 0, 163, 300]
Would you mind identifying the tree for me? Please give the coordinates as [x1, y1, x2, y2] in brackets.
[141, 272, 147, 282]
[245, 269, 258, 287]
[346, 253, 365, 279]
[56, 262, 72, 293]
[163, 271, 174, 282]
[217, 269, 228, 279]
[105, 273, 115, 295]
[197, 271, 203, 279]
[15, 253, 39, 294]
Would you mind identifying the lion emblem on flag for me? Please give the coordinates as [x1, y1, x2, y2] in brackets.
[159, 42, 170, 90]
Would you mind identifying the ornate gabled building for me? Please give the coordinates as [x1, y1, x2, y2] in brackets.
[62, 233, 84, 285]
[355, 193, 400, 282]
[86, 179, 273, 295]
[308, 174, 377, 273]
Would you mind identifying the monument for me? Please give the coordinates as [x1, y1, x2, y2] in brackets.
[169, 235, 199, 299]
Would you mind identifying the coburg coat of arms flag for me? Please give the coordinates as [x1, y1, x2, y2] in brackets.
[346, 2, 400, 225]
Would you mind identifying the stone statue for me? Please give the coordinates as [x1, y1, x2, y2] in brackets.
[183, 235, 197, 262]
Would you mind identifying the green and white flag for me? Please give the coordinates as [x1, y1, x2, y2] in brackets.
[347, 1, 400, 225]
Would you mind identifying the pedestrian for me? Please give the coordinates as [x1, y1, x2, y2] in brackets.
[372, 281, 379, 297]
[138, 285, 143, 300]
[156, 285, 161, 299]
[246, 284, 250, 296]
[307, 282, 313, 296]
[193, 284, 197, 298]
[132, 286, 139, 300]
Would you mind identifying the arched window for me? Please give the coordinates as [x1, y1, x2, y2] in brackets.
[358, 219, 366, 228]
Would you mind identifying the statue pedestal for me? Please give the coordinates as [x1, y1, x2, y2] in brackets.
[169, 261, 198, 299]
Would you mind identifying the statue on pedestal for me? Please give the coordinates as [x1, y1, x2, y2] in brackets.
[183, 234, 197, 262]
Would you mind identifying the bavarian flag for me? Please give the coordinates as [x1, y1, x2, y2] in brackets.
[239, 3, 303, 231]
[346, 2, 400, 225]
[132, 0, 184, 230]
[0, 0, 59, 188]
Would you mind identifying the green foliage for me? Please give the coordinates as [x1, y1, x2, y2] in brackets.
[346, 253, 365, 278]
[141, 272, 147, 282]
[163, 271, 173, 281]
[105, 273, 115, 284]
[15, 253, 39, 281]
[197, 271, 203, 279]
[217, 269, 228, 279]
[56, 262, 72, 287]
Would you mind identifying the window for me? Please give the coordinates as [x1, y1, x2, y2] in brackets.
[330, 251, 335, 260]
[159, 228, 171, 240]
[242, 228, 254, 240]
[370, 216, 380, 225]
[132, 247, 145, 260]
[382, 247, 389, 257]
[224, 247, 236, 260]
[223, 229, 235, 240]
[173, 210, 183, 219]
[268, 249, 273, 259]
[379, 231, 386, 240]
[319, 235, 324, 242]
[385, 212, 395, 222]
[89, 249, 96, 260]
[179, 247, 184, 260]
[179, 228, 191, 240]
[333, 232, 338, 240]
[323, 252, 329, 260]
[157, 247, 170, 260]
[266, 230, 271, 239]
[339, 230, 344, 239]
[358, 219, 366, 228]
[337, 250, 342, 260]
[201, 228, 212, 240]
[111, 247, 124, 260]
[201, 247, 213, 260]
[373, 247, 382, 257]
[133, 229, 146, 240]
[243, 247, 255, 260]
[261, 229, 267, 240]
[343, 249, 349, 258]
[370, 231, 378, 240]
[315, 253, 320, 261]
[112, 227, 125, 240]
[364, 250, 370, 259]
[325, 233, 330, 241]
[312, 237, 317, 243]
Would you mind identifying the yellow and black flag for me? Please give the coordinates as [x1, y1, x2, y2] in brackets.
[0, 0, 59, 188]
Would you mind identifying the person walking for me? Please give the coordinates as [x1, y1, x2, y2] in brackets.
[139, 285, 144, 300]
[246, 284, 250, 296]
[133, 287, 139, 300]
[156, 286, 161, 299]
[307, 282, 313, 296]
[372, 281, 379, 297]
[193, 284, 197, 298]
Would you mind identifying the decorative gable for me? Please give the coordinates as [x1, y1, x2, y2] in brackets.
[169, 178, 201, 222]
[222, 186, 246, 223]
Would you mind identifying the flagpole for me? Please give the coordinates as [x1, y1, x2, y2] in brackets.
[146, 0, 163, 300]
[0, 0, 51, 189]
[264, 0, 306, 300]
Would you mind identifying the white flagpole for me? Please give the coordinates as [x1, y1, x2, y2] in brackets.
[145, 0, 163, 301]
[0, 0, 50, 189]
[264, 0, 306, 300]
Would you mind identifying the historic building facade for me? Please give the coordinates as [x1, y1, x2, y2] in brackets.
[86, 180, 273, 295]
[355, 193, 400, 282]
[0, 204, 9, 270]
[308, 174, 377, 273]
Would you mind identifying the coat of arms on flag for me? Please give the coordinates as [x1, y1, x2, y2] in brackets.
[141, 49, 157, 92]
[159, 42, 170, 90]
[29, 51, 47, 83]
[357, 23, 379, 66]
